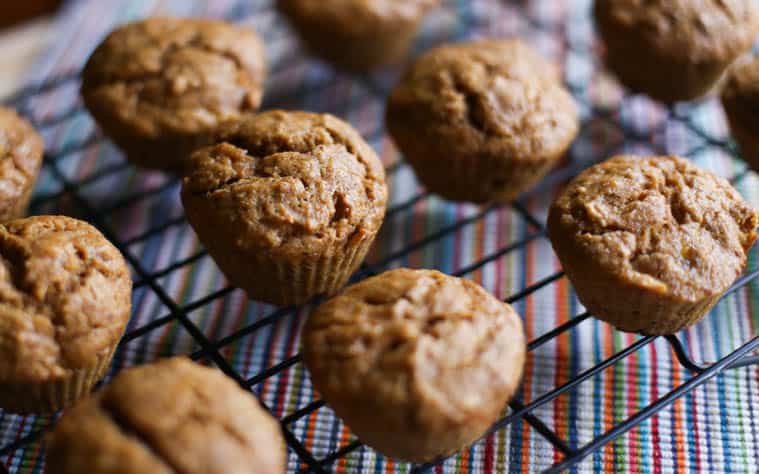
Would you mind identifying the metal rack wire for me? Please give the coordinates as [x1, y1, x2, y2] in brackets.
[1, 1, 758, 472]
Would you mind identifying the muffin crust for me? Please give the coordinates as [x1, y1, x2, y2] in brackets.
[81, 17, 267, 171]
[386, 39, 578, 203]
[548, 155, 759, 334]
[0, 216, 132, 412]
[594, 0, 759, 102]
[46, 357, 286, 474]
[722, 57, 759, 170]
[0, 107, 44, 220]
[182, 110, 387, 305]
[302, 268, 526, 462]
[278, 0, 439, 71]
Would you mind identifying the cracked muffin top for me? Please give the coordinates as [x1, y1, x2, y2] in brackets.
[548, 155, 759, 303]
[46, 357, 286, 474]
[594, 0, 759, 63]
[0, 216, 131, 382]
[181, 110, 387, 254]
[0, 108, 43, 210]
[302, 268, 525, 460]
[386, 39, 578, 160]
[81, 17, 266, 139]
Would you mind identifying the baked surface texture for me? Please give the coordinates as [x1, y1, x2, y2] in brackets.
[594, 0, 759, 102]
[0, 215, 132, 413]
[0, 107, 44, 221]
[548, 155, 759, 335]
[278, 0, 439, 71]
[81, 17, 267, 171]
[46, 357, 286, 474]
[181, 110, 387, 306]
[386, 39, 578, 203]
[722, 57, 759, 170]
[302, 268, 526, 462]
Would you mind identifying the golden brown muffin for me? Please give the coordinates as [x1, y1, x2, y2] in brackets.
[301, 268, 526, 462]
[722, 57, 759, 170]
[0, 107, 44, 220]
[386, 39, 579, 204]
[0, 216, 132, 413]
[81, 17, 267, 172]
[278, 0, 439, 72]
[46, 357, 286, 474]
[548, 155, 759, 335]
[594, 0, 759, 103]
[181, 110, 387, 306]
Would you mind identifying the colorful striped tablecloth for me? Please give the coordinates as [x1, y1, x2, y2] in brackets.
[2, 0, 759, 472]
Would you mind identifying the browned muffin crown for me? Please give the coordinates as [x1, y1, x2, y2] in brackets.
[0, 107, 44, 221]
[81, 17, 267, 171]
[0, 216, 132, 382]
[386, 39, 578, 203]
[722, 57, 759, 170]
[181, 110, 387, 305]
[46, 357, 286, 474]
[278, 0, 439, 71]
[594, 0, 759, 102]
[302, 268, 526, 462]
[548, 155, 759, 334]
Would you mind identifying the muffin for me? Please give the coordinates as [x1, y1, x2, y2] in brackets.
[0, 216, 132, 413]
[548, 155, 759, 335]
[278, 0, 439, 72]
[81, 17, 267, 172]
[301, 268, 526, 462]
[386, 39, 579, 204]
[722, 57, 759, 170]
[46, 357, 286, 474]
[181, 110, 387, 306]
[0, 107, 44, 220]
[594, 0, 759, 103]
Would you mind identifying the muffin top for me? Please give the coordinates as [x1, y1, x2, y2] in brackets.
[81, 17, 266, 139]
[722, 57, 759, 121]
[594, 0, 759, 63]
[548, 155, 759, 303]
[302, 268, 525, 444]
[0, 216, 131, 383]
[278, 0, 439, 27]
[181, 110, 387, 255]
[386, 39, 578, 160]
[46, 357, 286, 474]
[0, 107, 44, 202]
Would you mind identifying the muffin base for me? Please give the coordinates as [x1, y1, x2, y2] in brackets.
[724, 111, 759, 172]
[0, 349, 116, 414]
[0, 182, 36, 222]
[549, 225, 724, 335]
[407, 149, 564, 204]
[603, 46, 729, 103]
[280, 8, 422, 72]
[202, 230, 377, 307]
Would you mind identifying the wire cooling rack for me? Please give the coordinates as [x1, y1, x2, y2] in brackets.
[1, 0, 759, 472]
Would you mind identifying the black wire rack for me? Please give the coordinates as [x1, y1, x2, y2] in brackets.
[1, 0, 759, 472]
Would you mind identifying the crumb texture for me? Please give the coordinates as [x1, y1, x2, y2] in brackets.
[46, 358, 286, 474]
[302, 268, 525, 461]
[387, 39, 578, 159]
[81, 17, 266, 137]
[0, 216, 131, 382]
[550, 155, 759, 302]
[182, 110, 387, 251]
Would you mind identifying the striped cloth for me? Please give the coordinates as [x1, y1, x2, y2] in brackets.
[2, 0, 759, 472]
